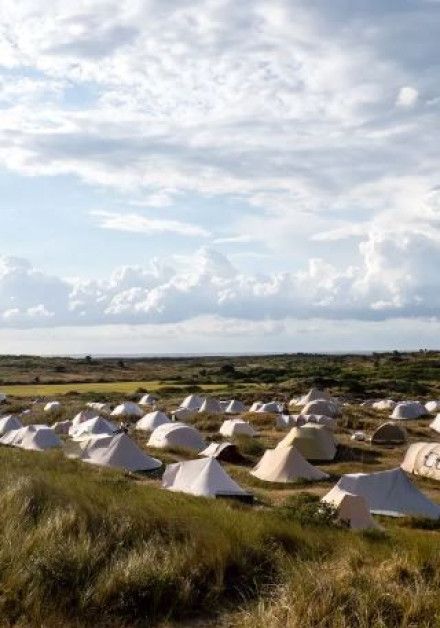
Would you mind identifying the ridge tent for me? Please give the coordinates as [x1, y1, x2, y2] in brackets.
[249, 401, 263, 412]
[299, 387, 331, 405]
[80, 433, 161, 472]
[401, 442, 440, 481]
[219, 419, 257, 438]
[325, 468, 440, 518]
[199, 397, 223, 414]
[391, 402, 427, 420]
[251, 446, 328, 483]
[372, 399, 397, 411]
[148, 423, 206, 452]
[69, 416, 117, 440]
[426, 401, 440, 414]
[135, 410, 171, 432]
[162, 457, 249, 499]
[302, 399, 339, 417]
[225, 400, 246, 414]
[181, 395, 204, 411]
[371, 422, 407, 445]
[430, 414, 440, 434]
[72, 409, 100, 427]
[277, 424, 336, 461]
[322, 489, 378, 530]
[17, 428, 61, 451]
[199, 442, 243, 463]
[139, 394, 158, 407]
[0, 415, 22, 435]
[111, 402, 143, 418]
[44, 401, 61, 413]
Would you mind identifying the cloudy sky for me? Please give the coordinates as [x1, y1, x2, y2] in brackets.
[0, 0, 439, 354]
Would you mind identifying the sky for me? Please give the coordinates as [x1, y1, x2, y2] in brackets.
[0, 0, 439, 355]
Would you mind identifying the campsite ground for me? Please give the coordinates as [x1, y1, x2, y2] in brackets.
[0, 351, 440, 626]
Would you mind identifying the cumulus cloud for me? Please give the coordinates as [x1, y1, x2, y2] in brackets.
[396, 86, 419, 108]
[0, 231, 439, 329]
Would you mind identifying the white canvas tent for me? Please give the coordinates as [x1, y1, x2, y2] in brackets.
[322, 489, 378, 530]
[148, 423, 206, 451]
[251, 446, 328, 483]
[401, 442, 440, 481]
[371, 422, 407, 445]
[249, 401, 263, 412]
[87, 402, 110, 413]
[44, 401, 61, 413]
[72, 409, 100, 427]
[426, 401, 440, 413]
[111, 402, 143, 418]
[299, 387, 330, 405]
[391, 402, 427, 420]
[0, 415, 22, 435]
[280, 414, 336, 430]
[302, 399, 339, 417]
[225, 400, 246, 414]
[430, 414, 440, 434]
[69, 416, 117, 440]
[325, 468, 440, 518]
[199, 397, 223, 414]
[162, 457, 249, 498]
[53, 420, 72, 435]
[17, 427, 61, 451]
[80, 433, 161, 472]
[181, 394, 204, 411]
[135, 410, 171, 432]
[199, 442, 241, 462]
[139, 394, 158, 407]
[277, 424, 337, 461]
[219, 419, 257, 438]
[172, 408, 195, 421]
[372, 399, 396, 411]
[257, 401, 282, 413]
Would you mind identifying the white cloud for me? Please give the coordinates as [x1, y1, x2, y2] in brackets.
[92, 210, 210, 237]
[396, 86, 419, 108]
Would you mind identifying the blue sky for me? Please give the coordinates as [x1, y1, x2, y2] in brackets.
[0, 0, 439, 354]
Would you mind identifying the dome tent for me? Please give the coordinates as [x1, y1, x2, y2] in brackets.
[136, 410, 171, 432]
[391, 402, 427, 420]
[299, 387, 330, 405]
[372, 399, 396, 411]
[426, 401, 440, 414]
[325, 468, 440, 518]
[139, 393, 158, 407]
[199, 442, 243, 463]
[69, 416, 117, 440]
[162, 457, 250, 499]
[219, 419, 257, 438]
[80, 433, 161, 472]
[199, 397, 223, 414]
[0, 415, 22, 435]
[401, 442, 440, 481]
[111, 402, 143, 418]
[322, 489, 378, 530]
[72, 409, 100, 427]
[277, 424, 336, 461]
[225, 400, 246, 414]
[371, 422, 407, 445]
[148, 423, 206, 452]
[181, 394, 204, 411]
[251, 446, 328, 483]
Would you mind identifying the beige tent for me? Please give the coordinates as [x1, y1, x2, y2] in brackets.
[135, 410, 170, 432]
[80, 433, 161, 472]
[300, 387, 330, 405]
[322, 488, 378, 529]
[401, 442, 440, 481]
[251, 446, 329, 483]
[371, 422, 407, 445]
[111, 402, 143, 418]
[302, 399, 339, 417]
[219, 419, 257, 438]
[426, 401, 440, 413]
[276, 424, 336, 461]
[391, 401, 427, 420]
[199, 397, 223, 414]
[372, 399, 396, 411]
[148, 422, 206, 451]
[430, 414, 440, 434]
[72, 409, 100, 427]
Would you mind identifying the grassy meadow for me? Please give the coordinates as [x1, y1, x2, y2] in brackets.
[0, 351, 439, 626]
